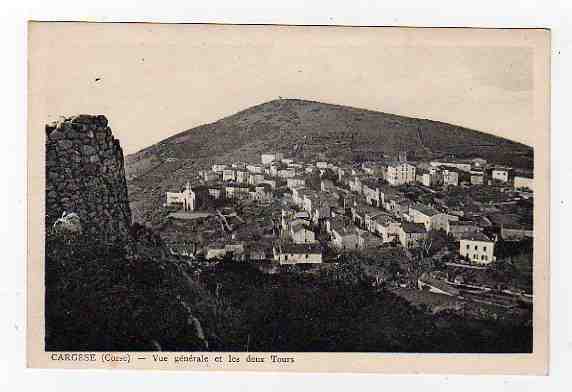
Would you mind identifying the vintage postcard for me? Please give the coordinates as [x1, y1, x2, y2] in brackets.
[27, 23, 550, 374]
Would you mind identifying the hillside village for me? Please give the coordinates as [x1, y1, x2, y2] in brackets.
[44, 112, 534, 353]
[162, 149, 534, 310]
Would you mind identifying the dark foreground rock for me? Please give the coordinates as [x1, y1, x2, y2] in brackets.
[45, 115, 213, 351]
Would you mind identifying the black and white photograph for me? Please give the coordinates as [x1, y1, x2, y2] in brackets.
[26, 22, 550, 372]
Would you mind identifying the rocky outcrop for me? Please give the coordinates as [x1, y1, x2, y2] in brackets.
[46, 115, 131, 245]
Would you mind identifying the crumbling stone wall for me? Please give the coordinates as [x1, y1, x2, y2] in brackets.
[45, 115, 132, 244]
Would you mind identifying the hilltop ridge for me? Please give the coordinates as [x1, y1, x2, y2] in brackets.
[125, 99, 533, 223]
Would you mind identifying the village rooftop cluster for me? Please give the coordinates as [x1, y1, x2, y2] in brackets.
[164, 150, 533, 276]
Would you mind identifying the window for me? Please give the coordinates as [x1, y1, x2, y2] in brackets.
[483, 246, 487, 252]
[466, 244, 470, 250]
[285, 255, 288, 261]
[474, 245, 478, 250]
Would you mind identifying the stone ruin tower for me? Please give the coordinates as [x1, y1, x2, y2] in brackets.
[45, 115, 132, 245]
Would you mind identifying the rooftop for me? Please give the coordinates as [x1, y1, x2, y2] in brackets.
[460, 232, 493, 242]
[401, 222, 427, 234]
[411, 203, 440, 217]
[279, 242, 322, 254]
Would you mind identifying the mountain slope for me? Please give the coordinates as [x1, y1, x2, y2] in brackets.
[125, 99, 533, 223]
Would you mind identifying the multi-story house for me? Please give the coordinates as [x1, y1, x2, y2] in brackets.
[212, 164, 227, 173]
[165, 182, 196, 211]
[442, 169, 459, 186]
[222, 169, 236, 182]
[261, 152, 284, 165]
[459, 232, 495, 264]
[386, 161, 416, 186]
[398, 223, 428, 249]
[411, 204, 459, 231]
[235, 170, 249, 184]
[491, 167, 511, 183]
[287, 177, 306, 190]
[373, 215, 402, 242]
[514, 175, 534, 192]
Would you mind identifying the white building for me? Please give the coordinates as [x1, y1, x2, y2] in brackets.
[222, 169, 236, 182]
[386, 162, 416, 186]
[246, 164, 264, 174]
[491, 168, 510, 183]
[430, 160, 472, 172]
[514, 175, 534, 192]
[273, 243, 322, 264]
[235, 170, 249, 184]
[372, 215, 401, 243]
[261, 152, 284, 165]
[459, 232, 495, 264]
[212, 164, 227, 173]
[442, 169, 459, 186]
[277, 168, 296, 178]
[165, 182, 195, 211]
[287, 177, 306, 190]
[409, 204, 457, 231]
[248, 173, 265, 185]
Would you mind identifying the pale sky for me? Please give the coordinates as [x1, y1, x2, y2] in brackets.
[29, 23, 546, 154]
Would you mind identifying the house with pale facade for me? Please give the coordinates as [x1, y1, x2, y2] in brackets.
[470, 173, 484, 185]
[430, 159, 472, 173]
[261, 152, 284, 165]
[459, 232, 495, 264]
[500, 223, 533, 241]
[514, 175, 534, 192]
[287, 177, 306, 190]
[362, 178, 385, 207]
[246, 164, 264, 174]
[491, 167, 511, 183]
[222, 169, 236, 182]
[442, 169, 459, 186]
[277, 168, 296, 178]
[386, 161, 416, 186]
[165, 182, 196, 211]
[372, 215, 401, 243]
[409, 204, 457, 231]
[235, 170, 249, 184]
[212, 164, 227, 173]
[248, 173, 265, 185]
[273, 243, 322, 264]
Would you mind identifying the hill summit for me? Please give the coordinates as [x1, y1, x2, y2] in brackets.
[125, 99, 533, 222]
